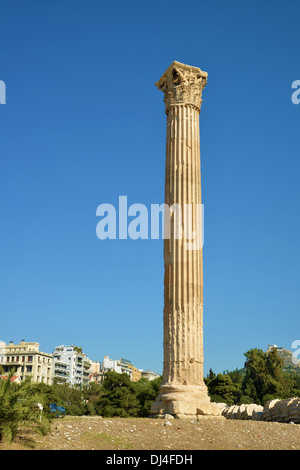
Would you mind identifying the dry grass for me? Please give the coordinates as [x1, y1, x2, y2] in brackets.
[1, 415, 300, 450]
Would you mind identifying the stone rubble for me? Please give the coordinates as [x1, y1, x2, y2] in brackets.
[222, 404, 263, 421]
[221, 397, 300, 423]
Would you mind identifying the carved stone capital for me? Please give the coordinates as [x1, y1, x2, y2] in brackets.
[155, 61, 208, 113]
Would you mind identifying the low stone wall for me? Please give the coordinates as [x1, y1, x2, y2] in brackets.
[262, 397, 300, 423]
[221, 397, 300, 423]
[222, 403, 264, 421]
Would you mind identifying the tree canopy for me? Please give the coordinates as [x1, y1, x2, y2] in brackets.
[205, 347, 300, 406]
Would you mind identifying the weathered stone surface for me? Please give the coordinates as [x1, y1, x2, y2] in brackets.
[151, 62, 220, 418]
[164, 414, 175, 420]
[155, 61, 208, 114]
[222, 398, 300, 423]
[222, 404, 263, 421]
[263, 399, 280, 422]
[263, 397, 300, 423]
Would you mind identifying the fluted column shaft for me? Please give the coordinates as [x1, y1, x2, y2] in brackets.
[151, 61, 218, 418]
[163, 103, 203, 386]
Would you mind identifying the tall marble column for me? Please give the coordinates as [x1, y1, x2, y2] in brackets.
[151, 61, 220, 418]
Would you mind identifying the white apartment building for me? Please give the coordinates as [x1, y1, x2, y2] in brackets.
[52, 345, 92, 386]
[102, 356, 133, 378]
[141, 369, 160, 381]
[102, 357, 144, 381]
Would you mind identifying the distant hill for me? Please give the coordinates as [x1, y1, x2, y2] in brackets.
[266, 344, 300, 374]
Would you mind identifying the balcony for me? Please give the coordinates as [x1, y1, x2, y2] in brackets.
[54, 370, 69, 377]
[55, 363, 69, 371]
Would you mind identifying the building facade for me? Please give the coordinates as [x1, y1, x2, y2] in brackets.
[102, 356, 143, 382]
[0, 340, 53, 384]
[89, 360, 104, 384]
[126, 363, 142, 382]
[52, 345, 92, 386]
[0, 340, 159, 386]
[141, 369, 160, 381]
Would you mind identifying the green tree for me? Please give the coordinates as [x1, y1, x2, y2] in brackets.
[0, 371, 50, 443]
[135, 376, 162, 417]
[207, 369, 216, 381]
[52, 381, 87, 416]
[227, 368, 245, 385]
[29, 382, 61, 419]
[96, 371, 140, 417]
[84, 382, 105, 415]
[242, 348, 291, 405]
[206, 373, 240, 405]
[285, 371, 300, 396]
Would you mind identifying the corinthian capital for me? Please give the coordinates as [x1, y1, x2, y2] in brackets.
[155, 61, 208, 113]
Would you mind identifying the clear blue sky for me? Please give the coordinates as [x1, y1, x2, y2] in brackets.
[1, 0, 300, 376]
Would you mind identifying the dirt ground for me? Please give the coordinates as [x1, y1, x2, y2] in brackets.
[1, 415, 300, 451]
